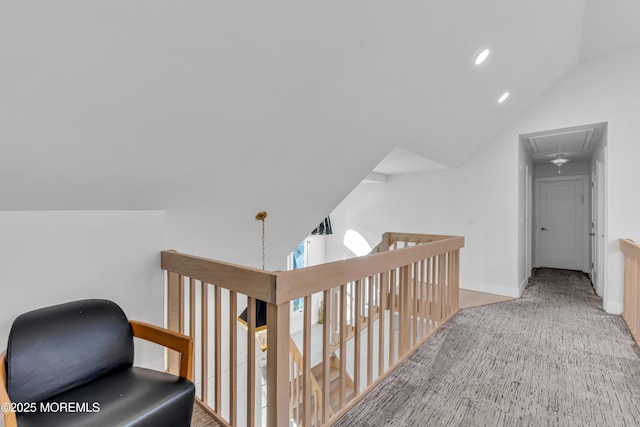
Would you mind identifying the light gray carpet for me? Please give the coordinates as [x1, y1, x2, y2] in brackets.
[335, 268, 640, 427]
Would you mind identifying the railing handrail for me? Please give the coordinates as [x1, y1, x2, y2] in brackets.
[161, 249, 278, 303]
[162, 234, 463, 306]
[370, 232, 453, 254]
[387, 232, 454, 244]
[620, 238, 640, 259]
[276, 235, 463, 303]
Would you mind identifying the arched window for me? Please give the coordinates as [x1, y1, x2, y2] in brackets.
[343, 229, 372, 257]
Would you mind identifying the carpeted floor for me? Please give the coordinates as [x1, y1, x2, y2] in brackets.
[335, 268, 640, 427]
[191, 403, 222, 427]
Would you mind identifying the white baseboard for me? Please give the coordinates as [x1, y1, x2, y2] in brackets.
[604, 301, 623, 314]
[460, 280, 521, 298]
[518, 277, 529, 297]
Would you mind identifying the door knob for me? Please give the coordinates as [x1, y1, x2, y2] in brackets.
[541, 227, 548, 231]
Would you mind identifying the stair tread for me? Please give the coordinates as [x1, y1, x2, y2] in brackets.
[329, 384, 356, 411]
[311, 364, 340, 384]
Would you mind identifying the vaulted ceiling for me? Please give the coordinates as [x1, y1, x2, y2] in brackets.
[1, 1, 640, 260]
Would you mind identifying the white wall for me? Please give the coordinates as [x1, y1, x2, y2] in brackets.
[329, 48, 640, 310]
[518, 140, 535, 294]
[0, 211, 165, 368]
[327, 171, 458, 258]
[330, 137, 521, 297]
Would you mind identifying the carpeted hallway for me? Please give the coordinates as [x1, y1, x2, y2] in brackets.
[335, 268, 640, 427]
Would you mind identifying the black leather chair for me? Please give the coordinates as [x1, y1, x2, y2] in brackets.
[0, 299, 195, 427]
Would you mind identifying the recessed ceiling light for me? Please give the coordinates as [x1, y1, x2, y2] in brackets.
[474, 48, 490, 65]
[498, 92, 510, 104]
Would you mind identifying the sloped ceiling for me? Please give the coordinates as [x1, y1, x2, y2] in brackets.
[580, 0, 640, 61]
[1, 1, 639, 261]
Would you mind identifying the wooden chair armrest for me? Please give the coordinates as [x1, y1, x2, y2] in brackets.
[129, 321, 194, 381]
[0, 353, 18, 427]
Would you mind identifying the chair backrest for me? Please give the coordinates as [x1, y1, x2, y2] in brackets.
[5, 299, 134, 403]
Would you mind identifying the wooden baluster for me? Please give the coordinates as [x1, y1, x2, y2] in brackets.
[624, 255, 636, 334]
[411, 262, 420, 348]
[247, 297, 256, 427]
[420, 259, 429, 341]
[443, 253, 449, 319]
[229, 291, 237, 426]
[433, 256, 439, 325]
[438, 254, 447, 322]
[367, 275, 374, 386]
[361, 278, 366, 315]
[178, 275, 185, 335]
[447, 252, 452, 318]
[624, 254, 629, 328]
[427, 257, 434, 332]
[339, 284, 347, 409]
[389, 269, 396, 365]
[189, 278, 196, 337]
[631, 256, 638, 338]
[433, 255, 439, 324]
[289, 348, 295, 424]
[378, 271, 387, 376]
[303, 296, 312, 427]
[400, 265, 411, 357]
[295, 350, 299, 424]
[189, 278, 196, 383]
[624, 255, 637, 336]
[214, 286, 222, 414]
[201, 283, 209, 404]
[331, 288, 340, 344]
[631, 259, 640, 341]
[267, 302, 290, 427]
[636, 259, 640, 339]
[636, 258, 640, 339]
[322, 289, 331, 423]
[354, 279, 361, 396]
[167, 271, 181, 375]
[633, 257, 637, 336]
[352, 281, 356, 328]
[451, 250, 460, 313]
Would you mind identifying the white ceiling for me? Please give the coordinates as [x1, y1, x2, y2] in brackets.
[1, 1, 640, 259]
[373, 147, 448, 175]
[369, 0, 640, 176]
[580, 0, 640, 61]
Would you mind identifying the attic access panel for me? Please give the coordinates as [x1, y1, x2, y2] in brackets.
[528, 128, 594, 155]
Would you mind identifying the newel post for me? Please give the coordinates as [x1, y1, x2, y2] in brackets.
[166, 270, 182, 375]
[267, 301, 290, 426]
[381, 232, 391, 252]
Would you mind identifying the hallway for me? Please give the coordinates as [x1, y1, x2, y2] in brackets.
[335, 268, 640, 426]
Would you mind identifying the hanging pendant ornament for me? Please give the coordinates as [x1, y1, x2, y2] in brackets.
[256, 211, 267, 270]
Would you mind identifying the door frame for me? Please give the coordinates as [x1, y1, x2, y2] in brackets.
[534, 175, 589, 272]
[593, 158, 606, 296]
[525, 165, 533, 275]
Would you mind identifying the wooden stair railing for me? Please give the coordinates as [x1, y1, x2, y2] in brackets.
[289, 337, 331, 426]
[162, 232, 463, 426]
[621, 238, 640, 347]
